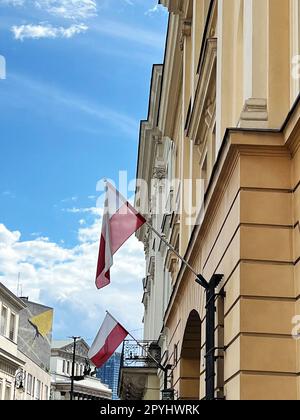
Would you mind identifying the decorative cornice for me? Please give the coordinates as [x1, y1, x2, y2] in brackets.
[159, 0, 184, 15]
[0, 282, 27, 311]
[148, 256, 155, 279]
[179, 19, 191, 51]
[239, 98, 268, 129]
[153, 166, 167, 180]
[143, 235, 150, 256]
[158, 11, 183, 138]
[181, 19, 191, 37]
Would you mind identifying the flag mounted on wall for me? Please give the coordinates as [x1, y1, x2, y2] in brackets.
[88, 312, 128, 368]
[95, 181, 146, 290]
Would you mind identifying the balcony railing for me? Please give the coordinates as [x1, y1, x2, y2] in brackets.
[120, 340, 161, 369]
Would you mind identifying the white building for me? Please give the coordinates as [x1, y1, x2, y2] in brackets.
[16, 298, 54, 400]
[50, 339, 112, 400]
[119, 65, 172, 400]
[16, 352, 51, 400]
[0, 283, 26, 400]
[0, 283, 54, 400]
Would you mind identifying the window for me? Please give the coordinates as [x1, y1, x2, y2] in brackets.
[9, 313, 15, 341]
[212, 124, 216, 164]
[4, 382, 11, 400]
[27, 374, 32, 395]
[173, 344, 178, 366]
[67, 361, 70, 375]
[0, 306, 7, 336]
[44, 385, 49, 400]
[32, 377, 35, 397]
[62, 360, 66, 374]
[201, 153, 208, 191]
[35, 380, 41, 400]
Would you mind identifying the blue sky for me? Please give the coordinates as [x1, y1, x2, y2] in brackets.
[0, 0, 167, 343]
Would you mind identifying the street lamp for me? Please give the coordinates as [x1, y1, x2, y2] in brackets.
[14, 369, 25, 400]
[69, 336, 81, 401]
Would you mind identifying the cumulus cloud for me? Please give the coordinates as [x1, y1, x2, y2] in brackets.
[2, 0, 97, 18]
[145, 4, 166, 16]
[37, 0, 97, 20]
[4, 0, 97, 40]
[0, 212, 145, 337]
[11, 22, 88, 40]
[0, 0, 25, 5]
[63, 206, 102, 216]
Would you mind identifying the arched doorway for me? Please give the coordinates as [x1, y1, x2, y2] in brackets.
[179, 310, 201, 400]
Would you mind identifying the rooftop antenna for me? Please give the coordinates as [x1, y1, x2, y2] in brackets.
[17, 272, 21, 297]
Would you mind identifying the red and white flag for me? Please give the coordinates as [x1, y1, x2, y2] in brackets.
[95, 181, 146, 290]
[88, 312, 128, 368]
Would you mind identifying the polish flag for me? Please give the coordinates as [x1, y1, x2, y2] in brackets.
[88, 312, 128, 368]
[96, 181, 146, 290]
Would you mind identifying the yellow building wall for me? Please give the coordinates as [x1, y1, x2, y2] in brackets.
[154, 0, 300, 401]
[165, 130, 300, 400]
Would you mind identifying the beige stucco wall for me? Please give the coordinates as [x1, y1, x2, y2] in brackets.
[139, 0, 300, 401]
[164, 130, 300, 400]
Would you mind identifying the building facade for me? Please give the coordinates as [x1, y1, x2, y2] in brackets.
[0, 283, 26, 400]
[16, 298, 53, 400]
[97, 352, 121, 400]
[50, 339, 112, 400]
[0, 284, 53, 400]
[132, 0, 300, 400]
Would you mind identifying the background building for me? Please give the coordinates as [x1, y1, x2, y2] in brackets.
[119, 65, 165, 400]
[50, 339, 112, 400]
[0, 283, 26, 400]
[0, 283, 54, 400]
[97, 352, 121, 400]
[126, 0, 300, 401]
[16, 298, 53, 400]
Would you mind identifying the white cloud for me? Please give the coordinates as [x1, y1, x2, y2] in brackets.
[145, 4, 166, 16]
[61, 196, 79, 203]
[63, 207, 103, 216]
[2, 190, 16, 198]
[0, 0, 25, 5]
[12, 22, 88, 40]
[0, 213, 145, 337]
[1, 0, 97, 19]
[0, 224, 21, 246]
[37, 0, 97, 20]
[93, 19, 165, 49]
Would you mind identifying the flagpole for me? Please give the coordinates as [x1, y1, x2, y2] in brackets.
[144, 221, 209, 290]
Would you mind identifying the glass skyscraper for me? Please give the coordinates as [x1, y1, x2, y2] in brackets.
[96, 352, 121, 400]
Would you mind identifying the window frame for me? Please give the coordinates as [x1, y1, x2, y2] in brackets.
[4, 382, 11, 400]
[9, 312, 16, 342]
[0, 305, 8, 337]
